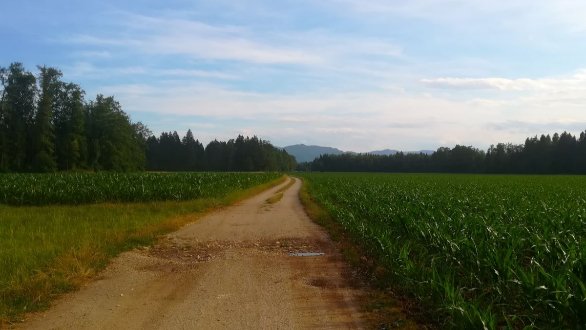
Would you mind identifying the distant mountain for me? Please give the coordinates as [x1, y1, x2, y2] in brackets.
[283, 144, 436, 163]
[369, 149, 435, 155]
[368, 149, 399, 156]
[284, 144, 344, 163]
[412, 150, 435, 155]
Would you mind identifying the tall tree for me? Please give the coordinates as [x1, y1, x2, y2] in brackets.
[33, 66, 62, 172]
[86, 95, 144, 171]
[0, 66, 7, 171]
[182, 129, 204, 171]
[204, 139, 226, 171]
[552, 132, 577, 173]
[54, 83, 87, 170]
[2, 63, 37, 171]
[578, 131, 586, 174]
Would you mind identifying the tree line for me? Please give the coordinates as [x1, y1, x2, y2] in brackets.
[3, 62, 584, 174]
[0, 63, 146, 171]
[0, 63, 295, 173]
[146, 132, 296, 171]
[303, 131, 586, 174]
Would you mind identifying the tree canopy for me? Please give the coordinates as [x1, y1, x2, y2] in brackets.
[2, 62, 584, 174]
[304, 132, 586, 174]
[0, 63, 146, 172]
[0, 63, 295, 173]
[146, 132, 296, 172]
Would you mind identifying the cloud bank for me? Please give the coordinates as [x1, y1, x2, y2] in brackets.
[2, 0, 585, 151]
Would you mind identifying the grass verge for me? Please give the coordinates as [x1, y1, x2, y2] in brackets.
[297, 177, 423, 329]
[0, 175, 286, 326]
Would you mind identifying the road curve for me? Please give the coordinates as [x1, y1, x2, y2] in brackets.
[21, 178, 366, 329]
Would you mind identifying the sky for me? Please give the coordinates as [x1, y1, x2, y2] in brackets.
[2, 0, 586, 152]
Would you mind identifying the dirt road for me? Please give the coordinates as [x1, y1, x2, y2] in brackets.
[21, 178, 368, 329]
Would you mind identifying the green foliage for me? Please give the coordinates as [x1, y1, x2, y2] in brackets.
[0, 172, 282, 321]
[0, 63, 37, 172]
[305, 131, 586, 174]
[85, 95, 145, 171]
[0, 172, 281, 206]
[0, 62, 146, 173]
[1, 62, 295, 174]
[301, 173, 586, 328]
[33, 66, 62, 172]
[54, 83, 87, 170]
[147, 133, 296, 172]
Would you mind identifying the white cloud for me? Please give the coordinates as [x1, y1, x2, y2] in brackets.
[487, 120, 586, 133]
[94, 80, 501, 150]
[327, 0, 586, 34]
[421, 77, 543, 91]
[95, 65, 586, 151]
[421, 70, 586, 92]
[62, 62, 237, 81]
[66, 14, 322, 65]
[64, 12, 404, 69]
[72, 50, 112, 59]
[51, 2, 586, 151]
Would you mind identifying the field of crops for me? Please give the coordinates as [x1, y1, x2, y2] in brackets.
[0, 172, 280, 205]
[0, 172, 282, 322]
[300, 173, 586, 329]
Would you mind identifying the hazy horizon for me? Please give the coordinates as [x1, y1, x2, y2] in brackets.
[2, 0, 585, 152]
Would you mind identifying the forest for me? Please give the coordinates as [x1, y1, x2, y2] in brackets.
[145, 132, 296, 172]
[2, 62, 585, 174]
[0, 63, 295, 172]
[305, 131, 586, 174]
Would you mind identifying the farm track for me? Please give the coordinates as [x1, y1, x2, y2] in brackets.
[19, 178, 370, 329]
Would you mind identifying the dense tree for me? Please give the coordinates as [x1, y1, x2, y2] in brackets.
[578, 132, 586, 172]
[3, 62, 585, 175]
[54, 83, 87, 170]
[204, 139, 231, 171]
[86, 95, 144, 171]
[0, 66, 7, 171]
[0, 63, 148, 172]
[1, 63, 37, 171]
[33, 66, 62, 172]
[182, 129, 205, 170]
[553, 132, 577, 173]
[146, 133, 296, 172]
[305, 132, 586, 174]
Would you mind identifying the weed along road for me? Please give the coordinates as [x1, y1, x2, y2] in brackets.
[21, 178, 366, 329]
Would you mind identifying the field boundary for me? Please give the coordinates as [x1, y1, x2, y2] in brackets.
[1, 175, 287, 327]
[296, 177, 425, 329]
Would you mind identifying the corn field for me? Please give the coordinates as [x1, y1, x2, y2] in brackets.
[301, 173, 586, 329]
[0, 172, 281, 205]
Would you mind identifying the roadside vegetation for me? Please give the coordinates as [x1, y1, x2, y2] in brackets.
[0, 172, 280, 205]
[0, 172, 283, 324]
[300, 173, 586, 329]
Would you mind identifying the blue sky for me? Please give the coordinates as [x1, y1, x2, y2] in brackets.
[2, 0, 586, 151]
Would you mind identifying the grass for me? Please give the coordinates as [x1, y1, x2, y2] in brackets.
[0, 175, 285, 325]
[298, 176, 421, 329]
[299, 173, 586, 329]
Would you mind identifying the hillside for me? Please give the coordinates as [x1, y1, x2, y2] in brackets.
[283, 144, 344, 163]
[284, 144, 435, 163]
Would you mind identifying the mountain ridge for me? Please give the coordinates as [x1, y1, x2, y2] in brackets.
[283, 144, 435, 163]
